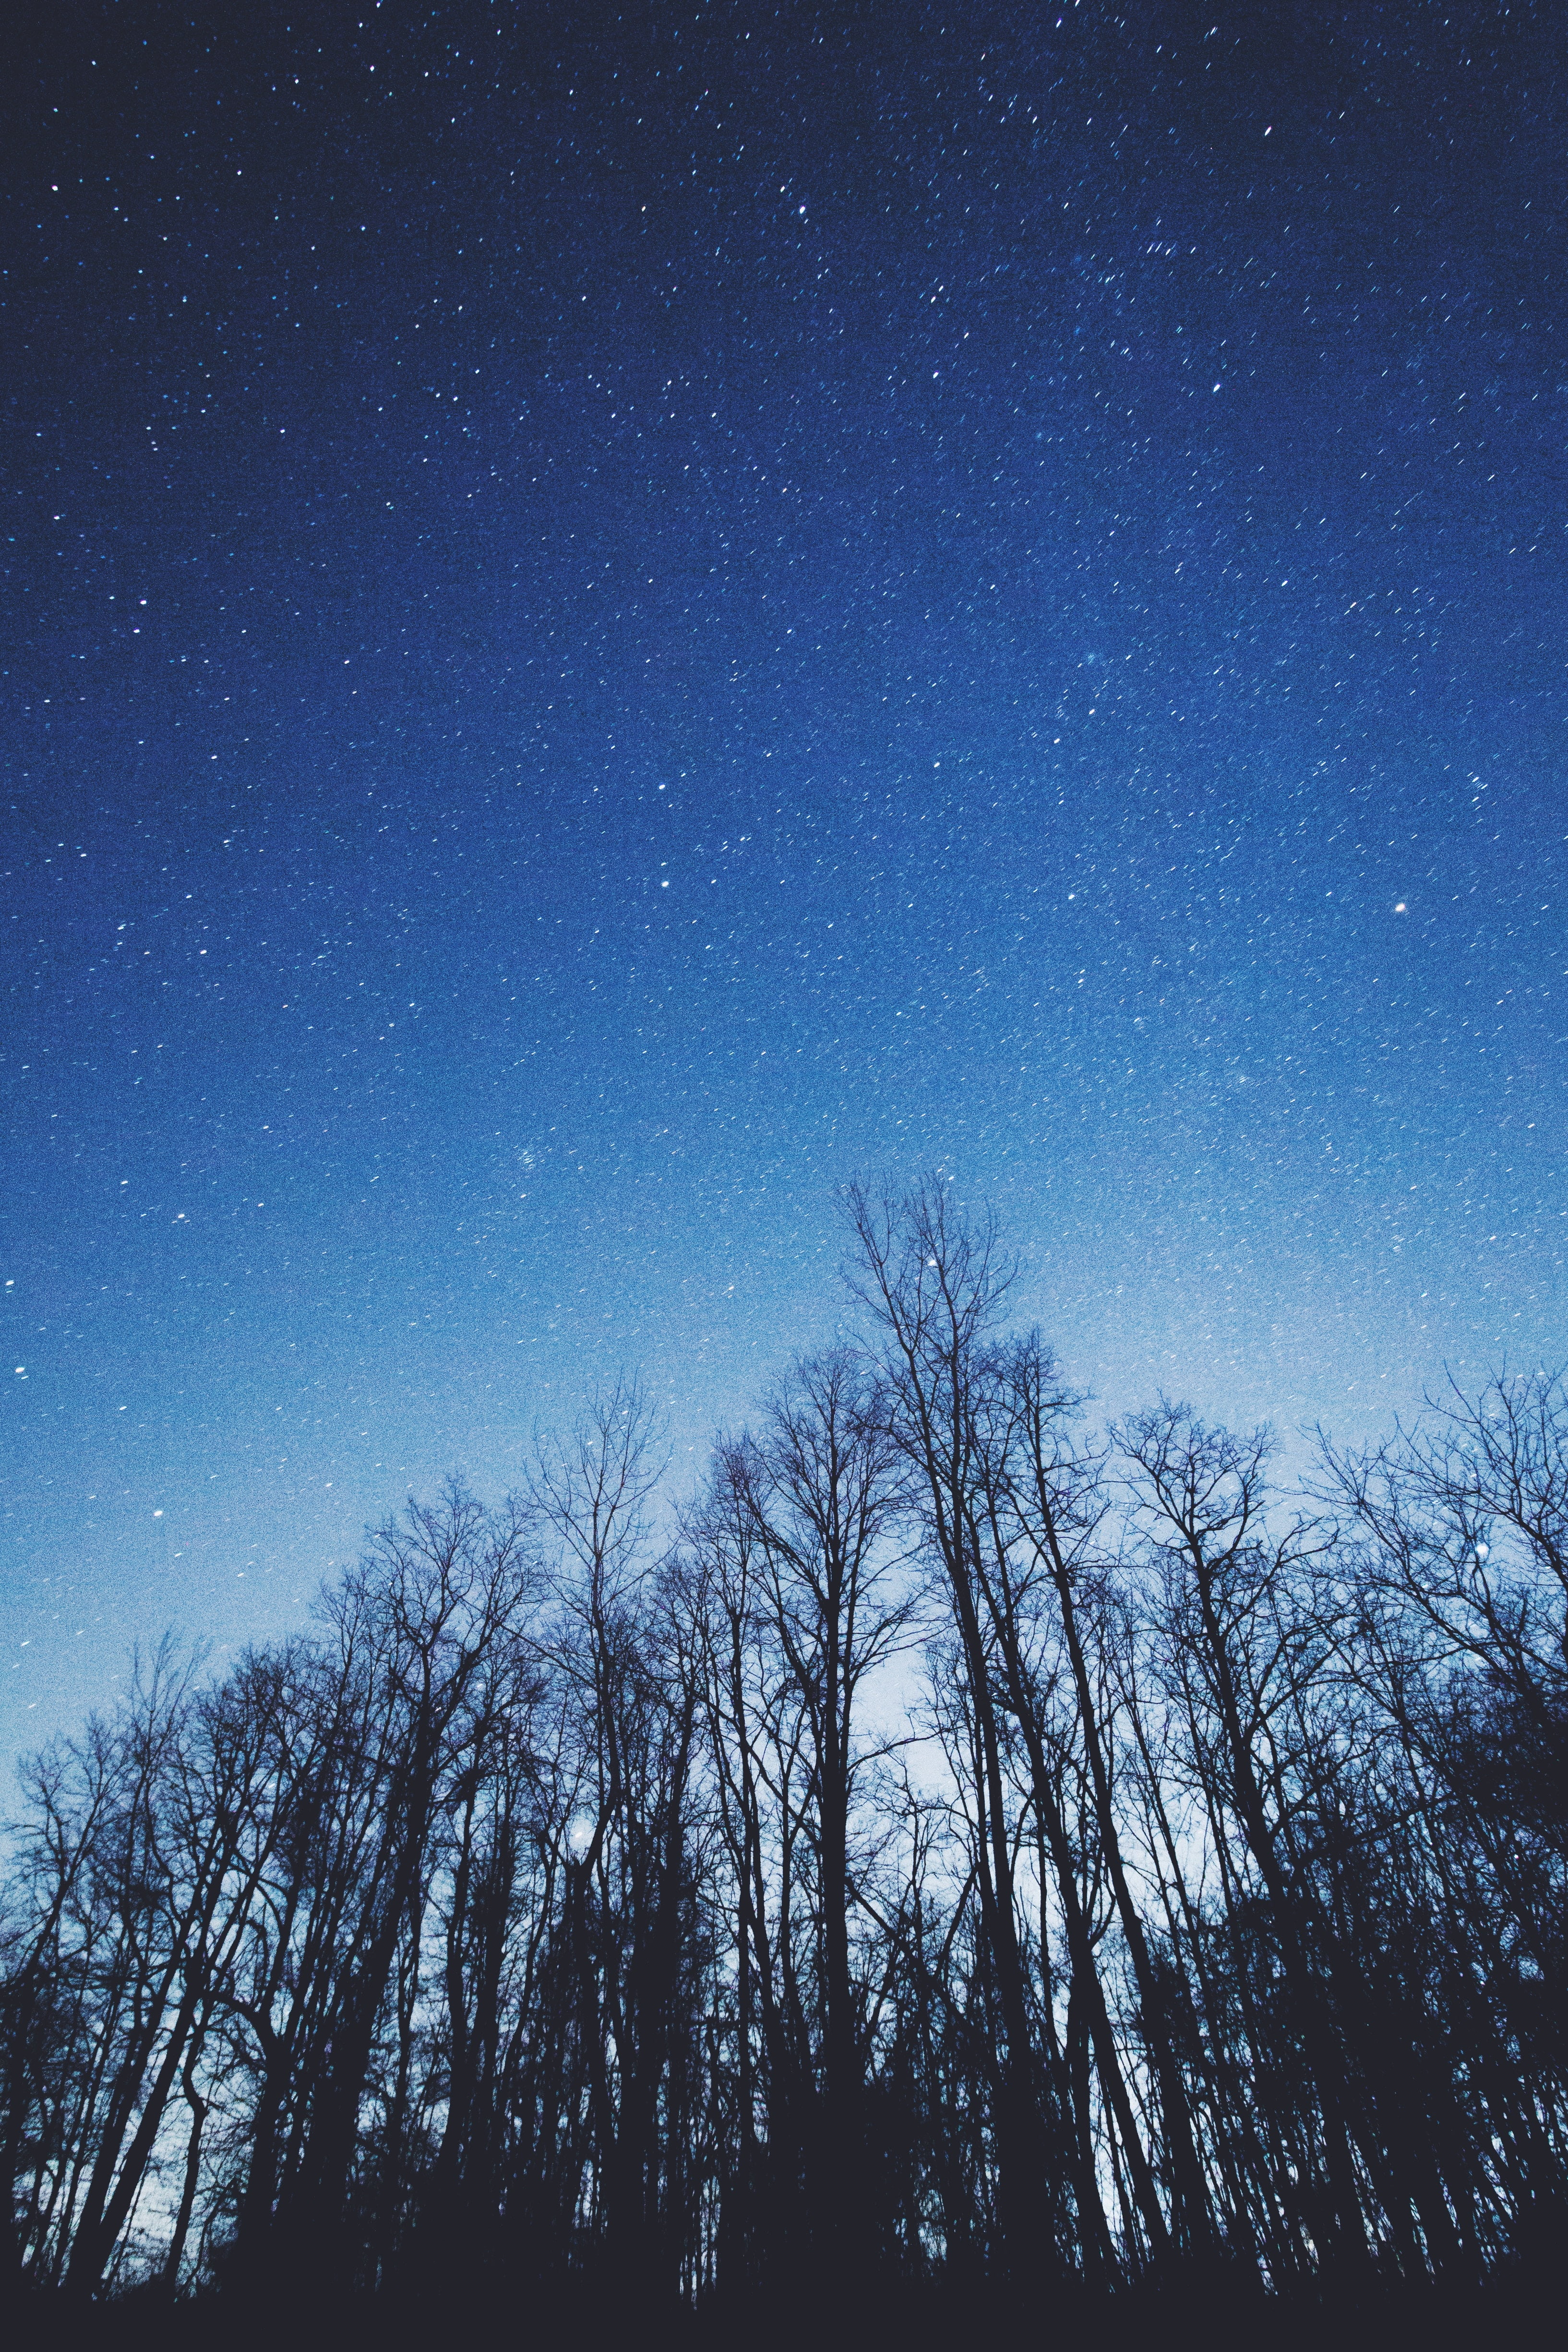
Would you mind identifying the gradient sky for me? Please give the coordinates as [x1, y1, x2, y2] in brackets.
[4, 0, 1564, 1764]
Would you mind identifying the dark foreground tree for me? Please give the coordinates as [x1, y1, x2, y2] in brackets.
[3, 1192, 1564, 2335]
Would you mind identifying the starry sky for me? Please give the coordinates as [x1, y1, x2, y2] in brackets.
[4, 0, 1565, 1759]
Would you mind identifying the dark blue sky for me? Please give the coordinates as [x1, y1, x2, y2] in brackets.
[5, 0, 1564, 1757]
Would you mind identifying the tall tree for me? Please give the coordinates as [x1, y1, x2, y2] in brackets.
[843, 1176, 1076, 2283]
[732, 1347, 911, 2282]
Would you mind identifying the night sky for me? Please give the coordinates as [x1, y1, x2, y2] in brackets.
[5, 1, 1564, 1759]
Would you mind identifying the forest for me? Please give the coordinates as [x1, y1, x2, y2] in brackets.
[3, 1180, 1564, 2347]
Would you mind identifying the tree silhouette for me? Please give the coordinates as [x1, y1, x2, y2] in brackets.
[3, 1193, 1564, 2334]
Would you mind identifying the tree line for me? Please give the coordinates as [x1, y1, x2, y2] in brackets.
[3, 1179, 1565, 2323]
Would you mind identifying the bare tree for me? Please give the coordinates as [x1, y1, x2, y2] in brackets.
[6, 1242, 1567, 2319]
[842, 1176, 1077, 2282]
[727, 1347, 912, 2281]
